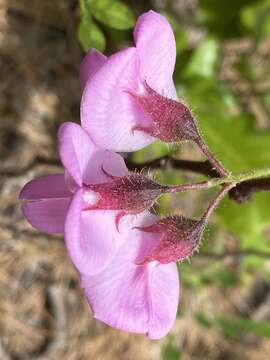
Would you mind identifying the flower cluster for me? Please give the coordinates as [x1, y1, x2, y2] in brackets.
[20, 11, 229, 339]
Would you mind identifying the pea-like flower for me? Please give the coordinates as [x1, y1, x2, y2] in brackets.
[81, 213, 180, 340]
[80, 10, 228, 176]
[81, 184, 231, 338]
[18, 7, 233, 339]
[81, 10, 177, 152]
[20, 122, 196, 275]
[81, 215, 200, 339]
[19, 122, 132, 275]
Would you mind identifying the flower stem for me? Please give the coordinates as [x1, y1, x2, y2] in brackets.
[196, 137, 229, 177]
[209, 167, 270, 187]
[166, 181, 212, 193]
[201, 183, 234, 223]
[165, 167, 270, 194]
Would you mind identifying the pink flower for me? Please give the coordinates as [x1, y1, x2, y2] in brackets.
[80, 10, 229, 177]
[20, 122, 131, 275]
[81, 10, 179, 152]
[20, 131, 181, 338]
[81, 213, 179, 340]
[80, 176, 233, 339]
[20, 122, 186, 276]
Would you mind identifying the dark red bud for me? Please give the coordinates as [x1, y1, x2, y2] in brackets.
[129, 81, 200, 143]
[82, 172, 168, 224]
[135, 184, 234, 264]
[136, 216, 205, 264]
[128, 81, 229, 177]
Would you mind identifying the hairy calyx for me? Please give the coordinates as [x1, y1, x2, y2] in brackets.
[129, 80, 199, 143]
[129, 81, 229, 177]
[134, 184, 233, 264]
[135, 216, 205, 264]
[83, 172, 168, 214]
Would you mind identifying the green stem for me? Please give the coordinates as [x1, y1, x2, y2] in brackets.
[209, 167, 270, 187]
[166, 167, 270, 193]
[196, 137, 229, 177]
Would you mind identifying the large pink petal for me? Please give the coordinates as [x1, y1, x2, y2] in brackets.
[134, 11, 176, 97]
[58, 122, 97, 186]
[64, 189, 125, 275]
[82, 149, 129, 184]
[146, 262, 179, 339]
[19, 174, 70, 200]
[80, 48, 107, 90]
[81, 48, 155, 152]
[99, 150, 129, 178]
[167, 78, 178, 101]
[58, 122, 128, 185]
[22, 198, 70, 234]
[81, 214, 179, 339]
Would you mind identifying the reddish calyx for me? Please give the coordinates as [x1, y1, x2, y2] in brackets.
[129, 81, 200, 143]
[83, 172, 168, 228]
[136, 216, 205, 264]
[128, 81, 229, 177]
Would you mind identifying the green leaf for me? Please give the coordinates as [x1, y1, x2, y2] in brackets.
[185, 37, 219, 79]
[198, 0, 262, 38]
[182, 80, 239, 117]
[185, 84, 270, 265]
[184, 81, 270, 172]
[198, 113, 270, 255]
[91, 0, 135, 30]
[78, 18, 105, 52]
[241, 1, 270, 41]
[217, 192, 270, 253]
[199, 113, 270, 173]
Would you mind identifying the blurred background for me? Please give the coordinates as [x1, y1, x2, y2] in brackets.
[1, 0, 270, 358]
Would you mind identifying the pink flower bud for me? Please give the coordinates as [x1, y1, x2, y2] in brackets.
[129, 81, 200, 143]
[135, 184, 233, 265]
[128, 81, 228, 177]
[83, 172, 168, 214]
[136, 216, 205, 264]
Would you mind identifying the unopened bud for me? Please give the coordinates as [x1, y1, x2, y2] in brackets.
[136, 184, 233, 264]
[83, 172, 168, 221]
[136, 216, 205, 264]
[129, 80, 200, 143]
[129, 81, 229, 177]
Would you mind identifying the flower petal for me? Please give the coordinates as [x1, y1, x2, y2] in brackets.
[167, 78, 178, 100]
[80, 48, 107, 90]
[64, 189, 125, 275]
[79, 148, 129, 184]
[134, 11, 176, 96]
[19, 174, 70, 200]
[81, 48, 155, 152]
[146, 262, 179, 339]
[20, 174, 71, 234]
[22, 198, 70, 234]
[99, 150, 129, 178]
[81, 214, 179, 339]
[58, 122, 97, 186]
[58, 122, 128, 185]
